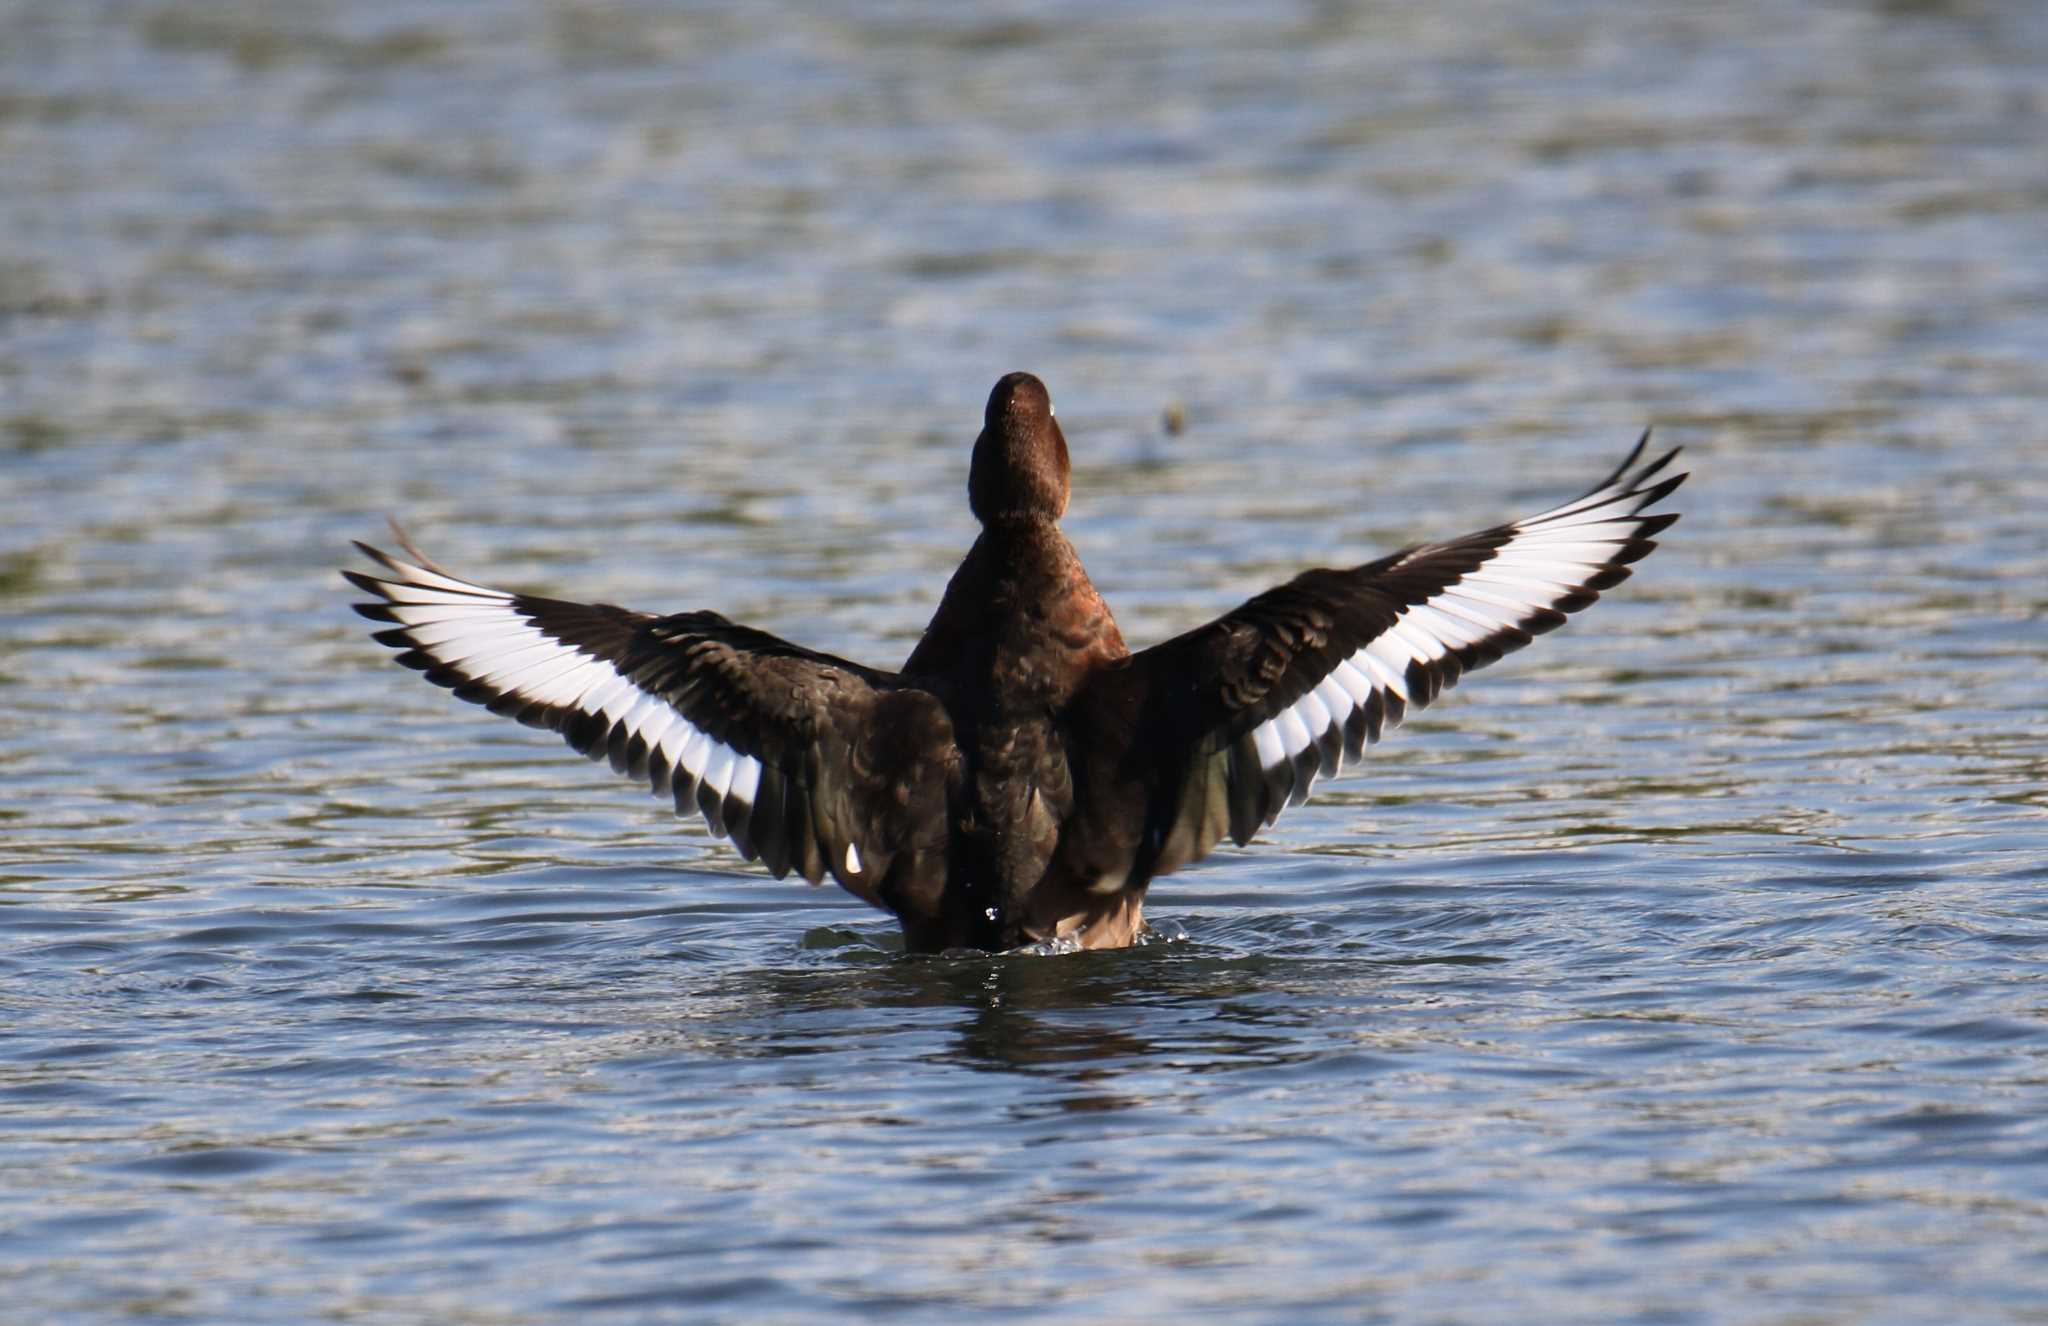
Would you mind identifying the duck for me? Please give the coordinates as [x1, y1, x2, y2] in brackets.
[347, 372, 1685, 953]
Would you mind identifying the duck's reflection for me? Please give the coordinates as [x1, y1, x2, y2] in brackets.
[690, 931, 1331, 1086]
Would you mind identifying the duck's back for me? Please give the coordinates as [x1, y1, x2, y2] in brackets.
[903, 518, 1129, 948]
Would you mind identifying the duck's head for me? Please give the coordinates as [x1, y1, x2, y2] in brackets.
[970, 371, 1070, 524]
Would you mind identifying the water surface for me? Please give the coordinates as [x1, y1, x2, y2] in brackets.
[5, 1, 2048, 1321]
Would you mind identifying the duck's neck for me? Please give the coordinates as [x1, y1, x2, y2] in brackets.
[903, 518, 1126, 695]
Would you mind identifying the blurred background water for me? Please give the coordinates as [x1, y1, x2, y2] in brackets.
[4, 1, 2047, 1321]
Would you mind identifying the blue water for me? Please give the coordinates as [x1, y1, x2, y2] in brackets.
[5, 1, 2048, 1321]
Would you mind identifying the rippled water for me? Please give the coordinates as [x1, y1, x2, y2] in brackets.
[6, 1, 2048, 1321]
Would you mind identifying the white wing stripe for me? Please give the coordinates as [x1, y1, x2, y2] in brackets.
[674, 727, 713, 779]
[1312, 676, 1355, 728]
[1357, 644, 1410, 701]
[573, 672, 636, 723]
[409, 616, 575, 681]
[1252, 719, 1286, 770]
[1441, 577, 1566, 616]
[1515, 515, 1646, 539]
[1459, 567, 1582, 595]
[1431, 593, 1522, 635]
[582, 672, 635, 722]
[357, 548, 799, 849]
[1400, 602, 1486, 651]
[471, 653, 569, 697]
[510, 657, 614, 708]
[1426, 599, 1500, 644]
[1485, 548, 1607, 574]
[432, 630, 564, 674]
[388, 601, 534, 625]
[699, 743, 738, 802]
[372, 582, 509, 608]
[1384, 619, 1448, 665]
[1295, 687, 1333, 741]
[546, 661, 622, 716]
[633, 707, 680, 755]
[399, 616, 536, 650]
[1432, 589, 1524, 631]
[1330, 660, 1376, 707]
[1220, 440, 1680, 799]
[728, 755, 762, 808]
[613, 690, 671, 743]
[658, 720, 697, 773]
[1490, 539, 1632, 567]
[369, 560, 507, 598]
[1521, 503, 1637, 528]
[1275, 706, 1314, 758]
[1253, 670, 1374, 773]
[468, 649, 570, 699]
[1247, 478, 1663, 773]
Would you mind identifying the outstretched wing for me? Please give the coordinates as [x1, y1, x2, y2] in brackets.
[344, 537, 955, 907]
[1074, 433, 1686, 881]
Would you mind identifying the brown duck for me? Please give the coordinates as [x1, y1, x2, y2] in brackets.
[347, 372, 1685, 952]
